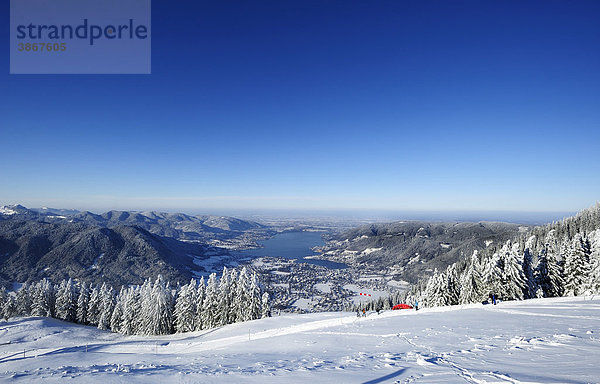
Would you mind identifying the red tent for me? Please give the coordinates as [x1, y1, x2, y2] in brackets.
[392, 304, 413, 310]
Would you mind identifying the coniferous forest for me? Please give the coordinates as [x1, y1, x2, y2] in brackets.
[358, 203, 600, 311]
[0, 267, 269, 335]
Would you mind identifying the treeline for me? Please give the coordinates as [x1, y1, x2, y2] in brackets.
[360, 203, 600, 311]
[0, 267, 270, 335]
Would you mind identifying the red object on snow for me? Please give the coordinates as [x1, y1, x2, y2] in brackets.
[392, 304, 413, 310]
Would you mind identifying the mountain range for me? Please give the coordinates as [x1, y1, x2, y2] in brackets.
[0, 205, 269, 288]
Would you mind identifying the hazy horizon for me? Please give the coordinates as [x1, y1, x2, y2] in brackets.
[2, 201, 580, 225]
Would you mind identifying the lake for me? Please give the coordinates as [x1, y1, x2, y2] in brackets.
[238, 231, 348, 269]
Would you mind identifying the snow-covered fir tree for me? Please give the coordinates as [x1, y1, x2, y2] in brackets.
[261, 292, 271, 318]
[226, 269, 239, 324]
[31, 278, 54, 317]
[174, 279, 197, 333]
[97, 283, 115, 331]
[141, 276, 174, 335]
[249, 271, 262, 320]
[535, 230, 565, 298]
[235, 267, 252, 321]
[15, 283, 32, 316]
[499, 241, 526, 300]
[55, 278, 77, 322]
[563, 234, 591, 296]
[443, 264, 460, 306]
[110, 287, 126, 333]
[216, 267, 231, 327]
[76, 282, 90, 325]
[194, 276, 205, 331]
[423, 269, 446, 307]
[120, 286, 141, 335]
[585, 230, 600, 294]
[0, 287, 7, 316]
[3, 296, 17, 320]
[87, 286, 101, 326]
[522, 236, 538, 299]
[458, 252, 484, 304]
[202, 273, 219, 329]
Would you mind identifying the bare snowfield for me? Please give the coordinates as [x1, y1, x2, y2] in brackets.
[1, 297, 599, 383]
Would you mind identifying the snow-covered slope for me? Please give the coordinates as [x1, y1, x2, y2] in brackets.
[1, 297, 599, 383]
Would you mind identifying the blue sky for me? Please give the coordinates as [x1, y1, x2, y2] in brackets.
[1, 0, 599, 214]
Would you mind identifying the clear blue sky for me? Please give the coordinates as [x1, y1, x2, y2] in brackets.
[1, 0, 599, 214]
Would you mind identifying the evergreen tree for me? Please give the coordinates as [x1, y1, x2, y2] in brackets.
[3, 296, 17, 320]
[522, 236, 538, 299]
[139, 278, 153, 334]
[87, 286, 101, 326]
[234, 268, 252, 321]
[443, 264, 460, 305]
[423, 269, 446, 307]
[194, 277, 205, 331]
[484, 250, 504, 299]
[97, 283, 115, 331]
[120, 286, 141, 335]
[261, 292, 271, 318]
[536, 231, 564, 297]
[500, 241, 526, 300]
[55, 278, 77, 322]
[586, 230, 600, 294]
[174, 279, 197, 333]
[31, 278, 54, 317]
[249, 271, 262, 320]
[15, 283, 32, 316]
[564, 234, 591, 296]
[0, 287, 7, 316]
[458, 252, 484, 304]
[141, 276, 174, 335]
[202, 273, 219, 329]
[110, 287, 126, 333]
[227, 269, 239, 324]
[216, 267, 231, 326]
[76, 282, 90, 325]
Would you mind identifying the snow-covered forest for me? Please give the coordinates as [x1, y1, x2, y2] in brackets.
[0, 267, 269, 335]
[362, 203, 600, 311]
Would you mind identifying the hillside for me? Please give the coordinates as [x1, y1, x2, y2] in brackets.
[318, 221, 525, 283]
[0, 296, 598, 383]
[398, 203, 600, 309]
[0, 220, 205, 287]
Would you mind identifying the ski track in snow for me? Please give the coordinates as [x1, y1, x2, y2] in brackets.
[1, 297, 599, 383]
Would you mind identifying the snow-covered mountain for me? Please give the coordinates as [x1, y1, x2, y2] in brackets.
[0, 205, 38, 218]
[1, 296, 598, 383]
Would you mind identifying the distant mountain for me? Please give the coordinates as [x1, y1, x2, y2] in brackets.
[69, 210, 267, 241]
[0, 204, 40, 219]
[1, 205, 268, 242]
[318, 221, 527, 283]
[0, 205, 272, 288]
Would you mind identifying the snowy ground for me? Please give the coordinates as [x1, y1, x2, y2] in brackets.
[1, 297, 599, 383]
